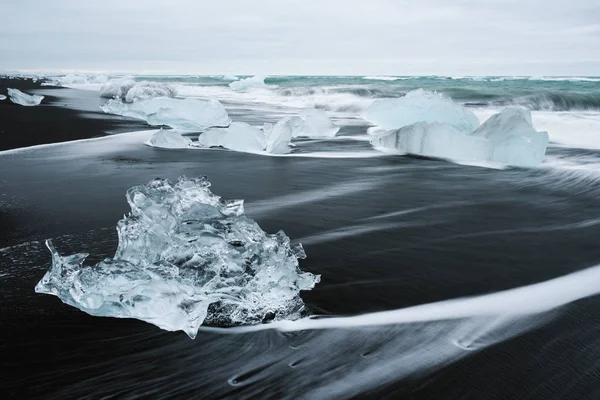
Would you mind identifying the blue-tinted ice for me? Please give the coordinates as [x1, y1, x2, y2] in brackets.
[35, 177, 320, 338]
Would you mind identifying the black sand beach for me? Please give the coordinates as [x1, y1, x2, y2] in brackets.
[2, 78, 600, 399]
[0, 78, 149, 151]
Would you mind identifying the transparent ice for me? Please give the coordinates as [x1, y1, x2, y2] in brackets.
[229, 75, 267, 92]
[371, 107, 549, 167]
[146, 129, 192, 149]
[197, 121, 292, 154]
[101, 97, 231, 130]
[364, 89, 480, 132]
[35, 177, 320, 339]
[7, 88, 44, 106]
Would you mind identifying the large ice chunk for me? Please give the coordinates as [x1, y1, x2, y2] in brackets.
[372, 122, 493, 162]
[100, 78, 136, 99]
[146, 129, 192, 149]
[101, 97, 232, 130]
[35, 177, 320, 338]
[7, 88, 44, 106]
[364, 89, 480, 132]
[371, 108, 549, 167]
[471, 108, 549, 167]
[198, 122, 266, 153]
[229, 75, 267, 92]
[125, 82, 177, 103]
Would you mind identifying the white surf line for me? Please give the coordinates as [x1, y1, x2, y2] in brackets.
[362, 201, 473, 221]
[246, 179, 382, 216]
[198, 262, 600, 334]
[0, 129, 159, 156]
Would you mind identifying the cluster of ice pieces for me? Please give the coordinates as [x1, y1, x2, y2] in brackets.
[35, 177, 320, 338]
[367, 90, 549, 167]
[52, 73, 109, 86]
[101, 97, 231, 130]
[100, 79, 177, 103]
[229, 75, 268, 92]
[7, 88, 44, 106]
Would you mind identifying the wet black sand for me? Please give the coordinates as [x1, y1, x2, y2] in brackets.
[0, 77, 149, 151]
[2, 79, 600, 399]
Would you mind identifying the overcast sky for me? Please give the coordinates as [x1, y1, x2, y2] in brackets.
[1, 0, 599, 75]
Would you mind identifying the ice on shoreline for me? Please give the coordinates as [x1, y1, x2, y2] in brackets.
[7, 88, 44, 106]
[146, 129, 192, 148]
[35, 177, 320, 338]
[364, 89, 480, 132]
[101, 97, 231, 130]
[229, 75, 267, 92]
[100, 79, 177, 103]
[372, 108, 549, 167]
[0, 94, 6, 101]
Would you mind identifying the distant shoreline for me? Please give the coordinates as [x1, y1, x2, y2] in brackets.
[0, 78, 149, 151]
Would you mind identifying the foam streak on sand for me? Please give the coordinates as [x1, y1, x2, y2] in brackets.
[205, 261, 600, 334]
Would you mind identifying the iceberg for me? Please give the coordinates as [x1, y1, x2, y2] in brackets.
[125, 82, 177, 103]
[471, 108, 549, 167]
[7, 88, 44, 106]
[229, 75, 267, 92]
[35, 177, 320, 338]
[101, 97, 232, 130]
[0, 94, 6, 101]
[146, 129, 192, 149]
[100, 78, 136, 99]
[363, 89, 480, 132]
[371, 108, 549, 167]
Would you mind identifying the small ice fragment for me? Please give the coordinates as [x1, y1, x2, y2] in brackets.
[363, 89, 480, 132]
[229, 75, 267, 92]
[146, 129, 192, 148]
[0, 94, 6, 101]
[7, 88, 44, 106]
[35, 177, 320, 338]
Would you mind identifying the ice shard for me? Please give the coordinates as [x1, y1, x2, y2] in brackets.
[146, 129, 192, 149]
[471, 108, 549, 167]
[364, 89, 480, 132]
[7, 88, 44, 106]
[101, 97, 231, 130]
[264, 119, 293, 154]
[35, 177, 320, 338]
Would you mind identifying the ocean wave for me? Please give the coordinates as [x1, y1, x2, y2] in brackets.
[480, 93, 600, 111]
[362, 76, 408, 81]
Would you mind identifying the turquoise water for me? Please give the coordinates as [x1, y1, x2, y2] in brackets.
[136, 75, 600, 111]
